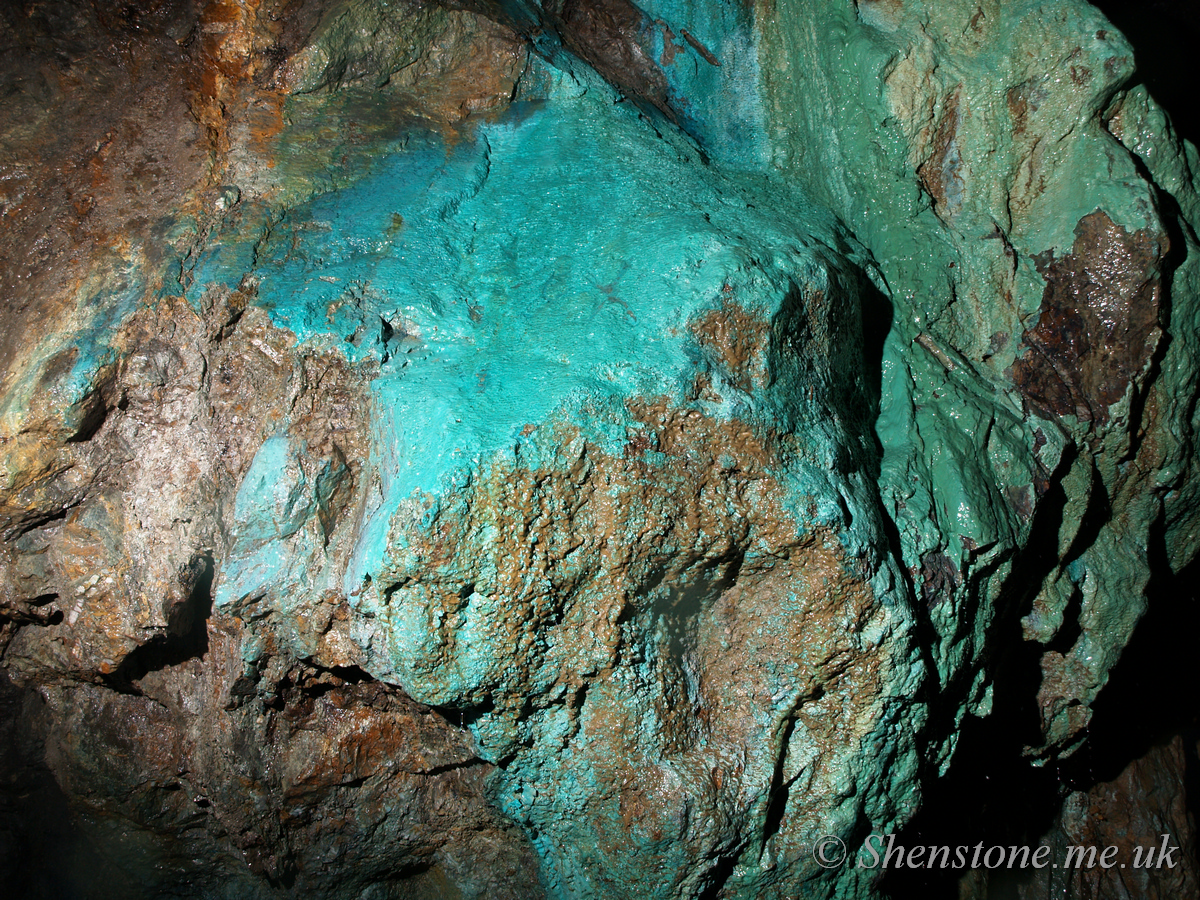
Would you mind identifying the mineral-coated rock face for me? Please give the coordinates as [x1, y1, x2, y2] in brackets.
[753, 0, 1200, 766]
[189, 65, 923, 897]
[1, 0, 1198, 898]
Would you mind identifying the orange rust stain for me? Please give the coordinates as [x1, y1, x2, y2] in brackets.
[248, 90, 288, 159]
[917, 86, 963, 217]
[689, 299, 773, 393]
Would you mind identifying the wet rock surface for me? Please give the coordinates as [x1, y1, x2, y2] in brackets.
[1010, 209, 1166, 426]
[1, 0, 1199, 898]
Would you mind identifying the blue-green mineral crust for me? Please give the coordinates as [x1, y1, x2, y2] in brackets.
[208, 61, 923, 898]
[2, 0, 1199, 897]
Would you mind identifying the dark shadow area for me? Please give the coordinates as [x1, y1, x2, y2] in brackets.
[1091, 0, 1200, 148]
[104, 553, 213, 692]
[0, 672, 139, 900]
[1056, 532, 1200, 795]
[65, 387, 110, 442]
[432, 696, 497, 730]
[858, 273, 894, 437]
[858, 265, 897, 491]
[264, 661, 377, 709]
[877, 454, 1074, 897]
[653, 550, 744, 659]
[696, 851, 739, 900]
[880, 542, 1200, 898]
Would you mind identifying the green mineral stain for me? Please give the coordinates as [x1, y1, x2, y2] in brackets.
[194, 0, 1200, 895]
[0, 249, 146, 436]
[213, 80, 884, 610]
[206, 59, 922, 899]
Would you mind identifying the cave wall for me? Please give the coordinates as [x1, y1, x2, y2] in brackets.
[1, 0, 1198, 897]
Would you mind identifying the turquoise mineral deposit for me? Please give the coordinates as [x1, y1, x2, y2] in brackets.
[1, 0, 1198, 897]
[152, 1, 1200, 895]
[208, 57, 924, 896]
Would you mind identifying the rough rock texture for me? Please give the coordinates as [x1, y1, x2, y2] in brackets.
[1, 0, 1198, 898]
[756, 0, 1200, 765]
[1016, 736, 1199, 900]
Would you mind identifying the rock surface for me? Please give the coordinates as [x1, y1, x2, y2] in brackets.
[1, 0, 1198, 898]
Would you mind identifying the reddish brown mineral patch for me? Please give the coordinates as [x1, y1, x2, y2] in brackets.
[694, 532, 884, 731]
[1009, 209, 1165, 425]
[400, 14, 528, 124]
[0, 2, 210, 398]
[680, 28, 721, 67]
[8, 635, 539, 897]
[554, 0, 675, 120]
[378, 398, 805, 716]
[1007, 81, 1034, 138]
[567, 527, 888, 881]
[658, 21, 684, 66]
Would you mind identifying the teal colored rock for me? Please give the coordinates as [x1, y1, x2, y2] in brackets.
[206, 74, 924, 897]
[752, 0, 1200, 760]
[1, 0, 1198, 897]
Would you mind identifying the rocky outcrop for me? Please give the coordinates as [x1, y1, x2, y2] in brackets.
[1, 0, 1198, 898]
[755, 0, 1200, 766]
